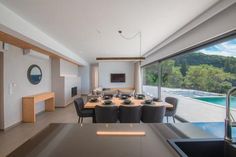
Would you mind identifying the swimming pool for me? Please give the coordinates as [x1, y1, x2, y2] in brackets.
[194, 96, 236, 109]
[192, 122, 236, 138]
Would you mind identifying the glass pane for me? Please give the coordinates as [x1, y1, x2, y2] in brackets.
[160, 37, 236, 122]
[142, 62, 159, 97]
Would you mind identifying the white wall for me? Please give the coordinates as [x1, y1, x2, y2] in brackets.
[3, 43, 51, 128]
[60, 59, 78, 76]
[60, 59, 81, 105]
[78, 65, 90, 94]
[51, 58, 81, 107]
[0, 51, 4, 129]
[64, 77, 81, 103]
[98, 62, 135, 88]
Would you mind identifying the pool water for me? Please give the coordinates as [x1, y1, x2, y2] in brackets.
[192, 122, 236, 138]
[194, 97, 236, 109]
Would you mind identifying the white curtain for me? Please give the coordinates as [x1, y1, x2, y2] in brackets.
[134, 62, 141, 94]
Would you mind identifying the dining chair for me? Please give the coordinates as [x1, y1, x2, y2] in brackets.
[119, 105, 142, 123]
[141, 105, 166, 123]
[95, 105, 119, 123]
[74, 97, 95, 123]
[165, 97, 178, 123]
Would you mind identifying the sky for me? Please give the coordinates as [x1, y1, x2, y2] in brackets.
[198, 38, 236, 57]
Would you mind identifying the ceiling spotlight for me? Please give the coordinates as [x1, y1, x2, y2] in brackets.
[118, 30, 122, 34]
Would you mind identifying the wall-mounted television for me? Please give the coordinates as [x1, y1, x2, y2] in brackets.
[110, 73, 125, 83]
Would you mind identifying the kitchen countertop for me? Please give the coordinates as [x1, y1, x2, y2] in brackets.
[7, 122, 235, 157]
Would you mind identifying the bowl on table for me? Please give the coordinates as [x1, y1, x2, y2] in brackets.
[152, 97, 162, 102]
[123, 99, 131, 105]
[120, 95, 128, 100]
[136, 94, 145, 99]
[89, 97, 98, 102]
[103, 95, 111, 100]
[144, 99, 153, 104]
[103, 100, 112, 105]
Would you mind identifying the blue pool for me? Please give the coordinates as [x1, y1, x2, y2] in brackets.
[194, 96, 236, 109]
[192, 122, 236, 138]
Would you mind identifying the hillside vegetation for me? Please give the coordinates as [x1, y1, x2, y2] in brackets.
[144, 52, 236, 94]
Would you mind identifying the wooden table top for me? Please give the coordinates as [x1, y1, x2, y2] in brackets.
[84, 97, 173, 109]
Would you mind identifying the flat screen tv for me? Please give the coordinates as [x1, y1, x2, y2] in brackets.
[110, 73, 125, 83]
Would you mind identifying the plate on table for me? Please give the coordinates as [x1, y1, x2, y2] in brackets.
[122, 99, 133, 105]
[135, 94, 145, 100]
[141, 100, 155, 105]
[89, 98, 98, 103]
[120, 95, 128, 100]
[103, 100, 113, 105]
[152, 97, 162, 102]
[103, 96, 112, 100]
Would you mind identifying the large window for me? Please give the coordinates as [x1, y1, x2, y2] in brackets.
[161, 38, 236, 94]
[142, 62, 160, 97]
[142, 62, 159, 86]
[142, 37, 236, 122]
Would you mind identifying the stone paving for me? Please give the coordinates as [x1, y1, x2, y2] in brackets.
[143, 85, 236, 122]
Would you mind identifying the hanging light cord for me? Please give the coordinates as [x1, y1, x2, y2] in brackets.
[118, 31, 142, 59]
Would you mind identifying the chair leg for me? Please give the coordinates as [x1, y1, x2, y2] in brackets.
[173, 116, 175, 123]
[92, 116, 96, 123]
[166, 116, 169, 123]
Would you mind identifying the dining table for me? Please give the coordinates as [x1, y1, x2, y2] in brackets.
[84, 96, 173, 109]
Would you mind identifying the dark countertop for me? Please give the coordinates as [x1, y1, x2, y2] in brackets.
[7, 122, 234, 157]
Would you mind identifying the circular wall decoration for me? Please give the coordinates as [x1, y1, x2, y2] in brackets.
[27, 64, 42, 85]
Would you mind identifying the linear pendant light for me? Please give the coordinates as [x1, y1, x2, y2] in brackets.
[96, 30, 145, 61]
[96, 57, 145, 61]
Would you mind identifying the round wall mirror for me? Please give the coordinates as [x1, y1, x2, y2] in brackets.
[27, 64, 42, 85]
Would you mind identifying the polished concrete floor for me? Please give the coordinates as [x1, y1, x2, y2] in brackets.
[0, 102, 176, 157]
[0, 103, 92, 157]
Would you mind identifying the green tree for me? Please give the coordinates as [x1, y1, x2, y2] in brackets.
[184, 65, 233, 93]
[180, 60, 188, 76]
[224, 57, 236, 73]
[161, 60, 183, 88]
[143, 63, 159, 86]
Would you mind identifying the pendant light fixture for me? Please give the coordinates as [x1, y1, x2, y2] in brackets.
[96, 30, 145, 61]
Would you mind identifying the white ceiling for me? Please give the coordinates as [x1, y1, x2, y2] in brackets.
[0, 0, 219, 63]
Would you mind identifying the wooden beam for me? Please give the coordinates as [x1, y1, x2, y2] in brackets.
[0, 31, 81, 66]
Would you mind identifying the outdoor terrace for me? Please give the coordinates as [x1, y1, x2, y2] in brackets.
[143, 85, 236, 122]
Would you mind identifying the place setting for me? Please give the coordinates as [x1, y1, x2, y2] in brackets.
[121, 99, 134, 105]
[88, 97, 99, 103]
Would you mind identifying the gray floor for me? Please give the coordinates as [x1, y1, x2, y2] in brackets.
[0, 102, 177, 157]
[0, 103, 93, 157]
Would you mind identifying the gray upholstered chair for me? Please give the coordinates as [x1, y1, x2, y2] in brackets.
[141, 105, 166, 123]
[165, 97, 178, 123]
[95, 105, 118, 123]
[119, 105, 142, 123]
[74, 97, 95, 123]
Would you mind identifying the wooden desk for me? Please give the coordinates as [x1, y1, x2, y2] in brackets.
[22, 92, 55, 123]
[85, 97, 173, 109]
